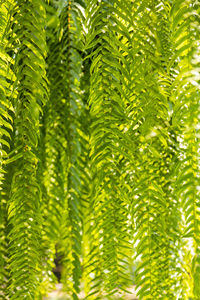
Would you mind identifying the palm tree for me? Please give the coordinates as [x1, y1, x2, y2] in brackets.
[0, 0, 200, 299]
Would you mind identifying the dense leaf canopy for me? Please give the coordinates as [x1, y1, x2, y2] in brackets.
[0, 0, 200, 299]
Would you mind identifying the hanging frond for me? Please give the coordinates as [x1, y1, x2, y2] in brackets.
[0, 0, 199, 298]
[59, 2, 85, 298]
[41, 1, 87, 298]
[119, 1, 185, 298]
[169, 0, 200, 297]
[0, 1, 16, 297]
[6, 0, 48, 298]
[85, 0, 134, 297]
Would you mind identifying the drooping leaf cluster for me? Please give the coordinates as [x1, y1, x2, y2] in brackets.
[0, 0, 200, 299]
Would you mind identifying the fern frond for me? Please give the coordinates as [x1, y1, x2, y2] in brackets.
[119, 1, 185, 298]
[0, 1, 16, 297]
[85, 0, 134, 297]
[169, 1, 200, 297]
[6, 1, 48, 298]
[0, 0, 199, 298]
[59, 3, 85, 298]
[41, 1, 86, 298]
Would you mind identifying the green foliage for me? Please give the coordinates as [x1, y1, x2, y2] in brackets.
[0, 0, 200, 299]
